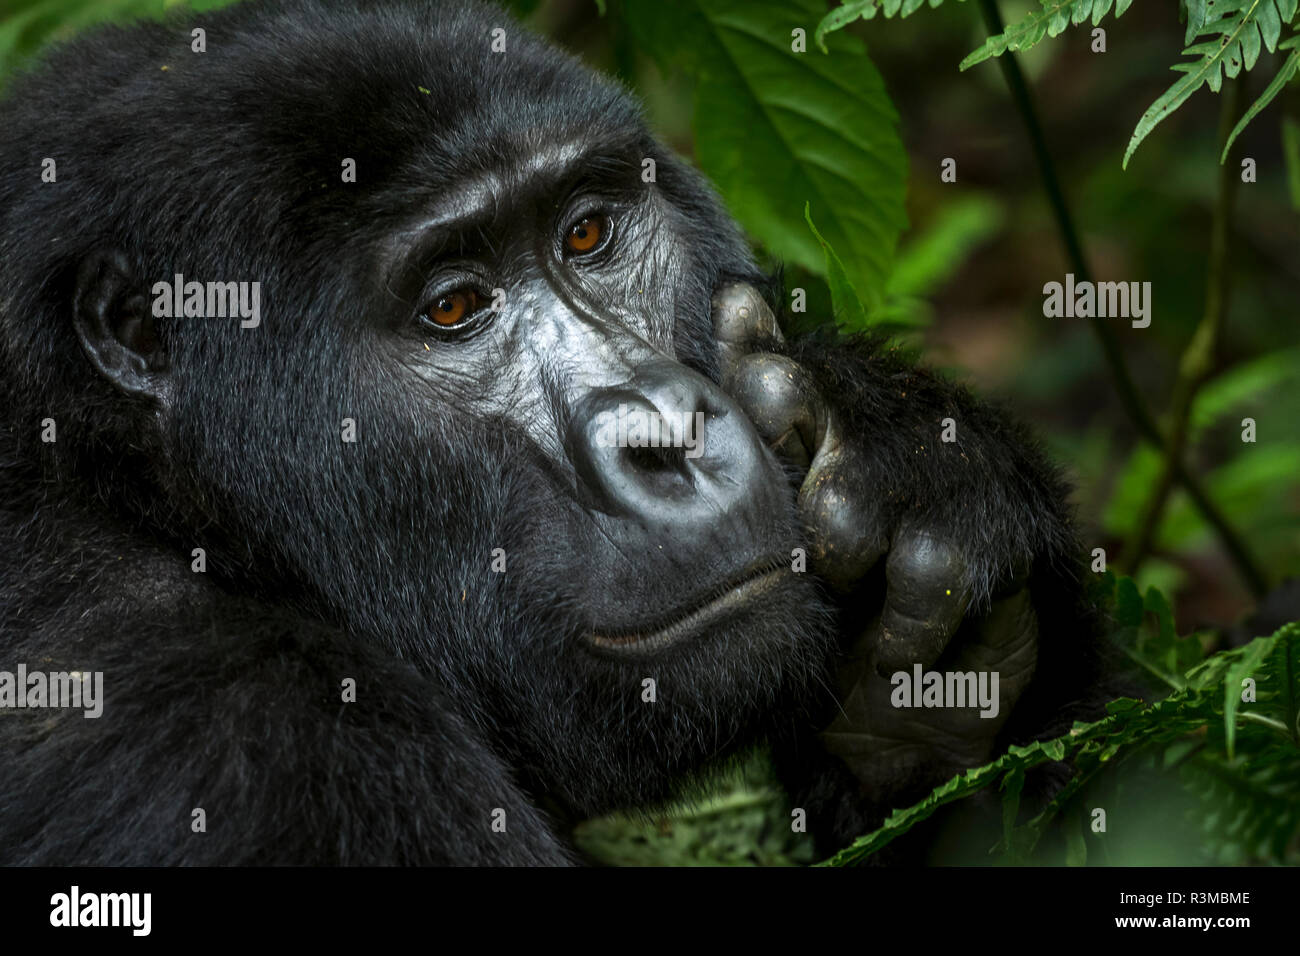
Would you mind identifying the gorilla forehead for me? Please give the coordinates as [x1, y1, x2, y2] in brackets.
[2, 0, 643, 255]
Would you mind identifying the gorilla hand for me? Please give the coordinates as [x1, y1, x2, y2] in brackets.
[712, 283, 1039, 802]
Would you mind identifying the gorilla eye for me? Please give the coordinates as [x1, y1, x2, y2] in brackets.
[564, 214, 609, 257]
[423, 288, 485, 329]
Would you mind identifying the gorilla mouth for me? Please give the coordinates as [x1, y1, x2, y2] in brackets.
[587, 557, 791, 655]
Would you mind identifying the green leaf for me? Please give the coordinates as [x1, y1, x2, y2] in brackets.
[885, 194, 1003, 297]
[961, 0, 1135, 70]
[815, 0, 880, 53]
[1189, 348, 1300, 436]
[624, 0, 908, 308]
[804, 203, 871, 331]
[1184, 0, 1211, 44]
[1222, 41, 1300, 161]
[1182, 743, 1300, 864]
[1222, 636, 1275, 757]
[1110, 577, 1204, 691]
[1125, 0, 1299, 167]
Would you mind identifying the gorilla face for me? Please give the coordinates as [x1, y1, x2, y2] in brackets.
[2, 1, 833, 815]
[354, 120, 834, 813]
[377, 132, 802, 648]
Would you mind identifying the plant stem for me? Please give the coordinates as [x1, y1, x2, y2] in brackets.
[1237, 711, 1292, 737]
[974, 0, 1268, 599]
[1123, 76, 1246, 577]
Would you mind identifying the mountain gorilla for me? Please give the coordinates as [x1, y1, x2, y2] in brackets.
[0, 0, 1115, 864]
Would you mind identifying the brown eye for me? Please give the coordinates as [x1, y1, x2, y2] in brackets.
[565, 215, 605, 255]
[427, 288, 481, 327]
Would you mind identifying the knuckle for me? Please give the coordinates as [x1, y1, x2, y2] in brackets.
[710, 282, 780, 344]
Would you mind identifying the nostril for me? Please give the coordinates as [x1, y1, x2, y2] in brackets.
[625, 443, 688, 476]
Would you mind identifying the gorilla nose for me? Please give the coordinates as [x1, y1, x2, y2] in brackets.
[567, 362, 781, 528]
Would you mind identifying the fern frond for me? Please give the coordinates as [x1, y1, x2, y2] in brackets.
[1125, 0, 1300, 167]
[960, 0, 1134, 70]
[1222, 37, 1300, 160]
[1182, 742, 1300, 864]
[815, 0, 942, 52]
[815, 0, 1135, 59]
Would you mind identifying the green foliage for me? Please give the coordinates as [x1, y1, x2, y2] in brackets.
[812, 0, 1135, 62]
[1182, 729, 1300, 863]
[884, 194, 1003, 299]
[572, 753, 815, 866]
[804, 203, 870, 332]
[576, 593, 1295, 867]
[1222, 43, 1300, 160]
[1104, 350, 1300, 569]
[814, 0, 1300, 167]
[1189, 347, 1300, 434]
[799, 194, 1002, 333]
[959, 0, 1134, 70]
[1109, 573, 1205, 690]
[620, 0, 908, 309]
[824, 595, 1300, 866]
[1129, 0, 1300, 166]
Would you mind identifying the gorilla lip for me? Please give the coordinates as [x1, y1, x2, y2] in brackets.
[587, 558, 791, 655]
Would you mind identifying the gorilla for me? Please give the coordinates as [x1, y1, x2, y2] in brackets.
[0, 0, 1117, 864]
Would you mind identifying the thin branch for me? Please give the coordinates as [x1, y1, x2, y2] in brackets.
[974, 0, 1268, 599]
[1123, 76, 1247, 576]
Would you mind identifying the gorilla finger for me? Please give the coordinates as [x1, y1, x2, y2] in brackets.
[798, 441, 888, 592]
[965, 586, 1038, 705]
[726, 353, 824, 470]
[871, 529, 972, 674]
[712, 282, 783, 379]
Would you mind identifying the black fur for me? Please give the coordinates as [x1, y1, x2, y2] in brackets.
[0, 0, 1117, 865]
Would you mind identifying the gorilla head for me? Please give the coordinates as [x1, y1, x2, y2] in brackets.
[0, 0, 832, 818]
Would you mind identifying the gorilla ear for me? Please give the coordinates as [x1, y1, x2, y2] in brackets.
[73, 248, 170, 403]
